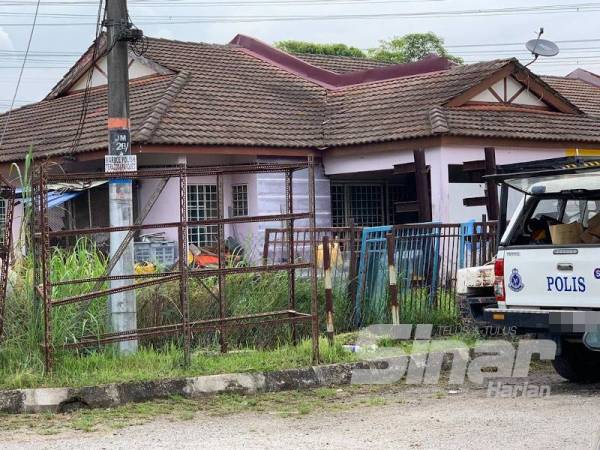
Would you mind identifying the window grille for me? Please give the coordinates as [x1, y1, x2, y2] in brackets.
[330, 184, 385, 227]
[187, 184, 218, 247]
[232, 184, 248, 217]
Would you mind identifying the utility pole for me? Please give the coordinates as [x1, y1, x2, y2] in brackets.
[105, 0, 138, 353]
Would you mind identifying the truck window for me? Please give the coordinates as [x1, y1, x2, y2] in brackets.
[509, 198, 562, 245]
[508, 194, 600, 246]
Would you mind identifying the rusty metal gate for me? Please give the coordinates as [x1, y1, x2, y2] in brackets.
[33, 158, 320, 372]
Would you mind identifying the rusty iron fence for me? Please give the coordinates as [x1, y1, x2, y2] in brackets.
[0, 175, 15, 338]
[263, 224, 362, 326]
[355, 220, 497, 326]
[263, 219, 497, 328]
[33, 158, 319, 372]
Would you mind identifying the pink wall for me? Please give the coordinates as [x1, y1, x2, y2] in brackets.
[438, 145, 567, 223]
[322, 143, 570, 224]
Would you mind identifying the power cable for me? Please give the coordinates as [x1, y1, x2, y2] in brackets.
[0, 2, 600, 26]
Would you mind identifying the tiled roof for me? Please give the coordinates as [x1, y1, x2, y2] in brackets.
[292, 53, 393, 73]
[0, 75, 176, 162]
[324, 60, 512, 146]
[443, 107, 600, 142]
[141, 38, 326, 147]
[2, 36, 600, 163]
[542, 75, 600, 117]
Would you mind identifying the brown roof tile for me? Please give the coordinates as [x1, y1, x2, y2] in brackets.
[542, 75, 600, 117]
[443, 107, 600, 142]
[324, 60, 512, 146]
[2, 36, 600, 162]
[0, 75, 175, 162]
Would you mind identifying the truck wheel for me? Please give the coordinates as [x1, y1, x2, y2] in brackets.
[458, 296, 474, 326]
[552, 340, 600, 383]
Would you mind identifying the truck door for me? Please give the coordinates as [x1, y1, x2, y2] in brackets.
[504, 197, 600, 308]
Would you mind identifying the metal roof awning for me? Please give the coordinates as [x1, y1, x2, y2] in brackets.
[16, 180, 107, 208]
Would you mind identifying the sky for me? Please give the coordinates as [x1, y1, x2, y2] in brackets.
[2, 0, 600, 112]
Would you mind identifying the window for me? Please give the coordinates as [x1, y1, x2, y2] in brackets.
[187, 184, 218, 247]
[232, 184, 248, 217]
[350, 185, 384, 226]
[331, 184, 385, 227]
[331, 185, 346, 227]
[509, 195, 600, 246]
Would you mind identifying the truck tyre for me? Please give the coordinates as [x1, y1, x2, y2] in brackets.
[552, 340, 600, 383]
[458, 295, 474, 326]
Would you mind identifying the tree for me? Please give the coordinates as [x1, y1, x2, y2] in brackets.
[368, 32, 463, 64]
[275, 40, 366, 58]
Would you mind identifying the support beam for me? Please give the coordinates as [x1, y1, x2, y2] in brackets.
[414, 149, 432, 222]
[484, 147, 499, 220]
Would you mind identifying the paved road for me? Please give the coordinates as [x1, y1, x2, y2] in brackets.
[3, 375, 600, 450]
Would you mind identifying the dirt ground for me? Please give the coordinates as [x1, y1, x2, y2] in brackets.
[2, 371, 600, 450]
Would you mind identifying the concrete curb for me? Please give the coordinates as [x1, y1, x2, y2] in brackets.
[0, 360, 389, 414]
[0, 354, 458, 414]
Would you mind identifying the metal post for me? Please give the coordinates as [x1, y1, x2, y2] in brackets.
[386, 233, 399, 325]
[0, 181, 14, 339]
[179, 166, 190, 366]
[217, 174, 227, 353]
[106, 0, 137, 353]
[347, 218, 358, 322]
[285, 169, 297, 343]
[38, 166, 52, 372]
[323, 235, 334, 345]
[308, 156, 320, 363]
[481, 214, 487, 264]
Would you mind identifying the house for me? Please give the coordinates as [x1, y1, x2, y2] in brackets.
[2, 33, 600, 258]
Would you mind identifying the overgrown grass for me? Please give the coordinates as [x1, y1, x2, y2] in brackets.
[0, 338, 356, 390]
[1, 237, 459, 390]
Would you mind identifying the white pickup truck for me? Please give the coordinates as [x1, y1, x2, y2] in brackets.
[457, 163, 600, 382]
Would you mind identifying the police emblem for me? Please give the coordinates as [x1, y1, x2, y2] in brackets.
[508, 268, 524, 292]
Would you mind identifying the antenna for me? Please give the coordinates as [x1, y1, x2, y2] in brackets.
[524, 28, 559, 67]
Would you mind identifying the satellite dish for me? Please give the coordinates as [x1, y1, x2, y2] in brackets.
[524, 28, 559, 67]
[526, 38, 559, 57]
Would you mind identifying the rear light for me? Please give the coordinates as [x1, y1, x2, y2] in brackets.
[494, 258, 504, 277]
[494, 258, 505, 303]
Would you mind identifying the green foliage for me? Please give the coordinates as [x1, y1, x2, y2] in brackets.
[9, 146, 34, 253]
[368, 32, 463, 64]
[275, 33, 462, 65]
[0, 239, 108, 380]
[0, 338, 356, 390]
[275, 40, 366, 58]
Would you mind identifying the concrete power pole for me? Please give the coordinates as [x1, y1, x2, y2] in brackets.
[105, 0, 137, 353]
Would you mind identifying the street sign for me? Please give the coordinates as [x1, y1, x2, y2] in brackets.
[109, 128, 131, 155]
[105, 154, 137, 173]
